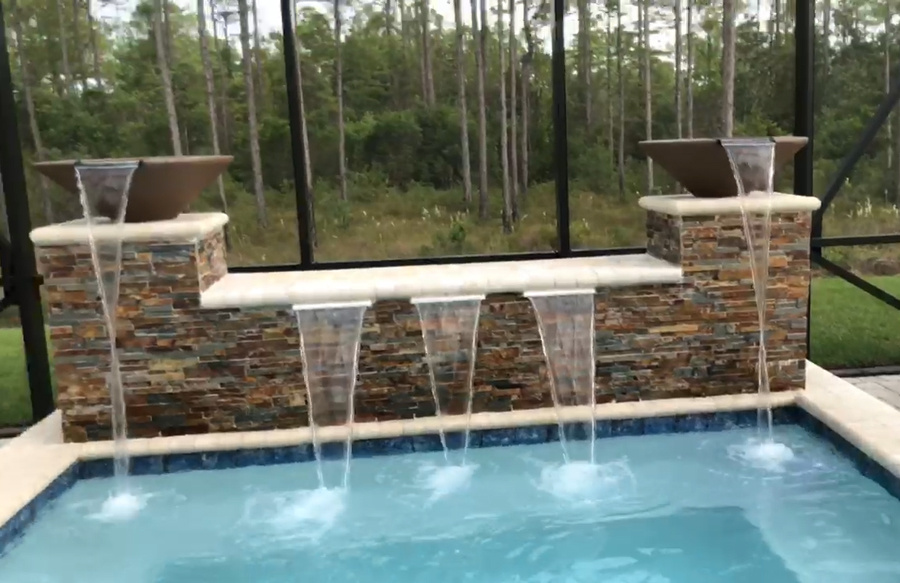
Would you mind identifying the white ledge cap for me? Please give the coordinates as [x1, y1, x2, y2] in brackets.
[30, 212, 229, 246]
[639, 193, 821, 217]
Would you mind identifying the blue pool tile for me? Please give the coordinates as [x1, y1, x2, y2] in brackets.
[279, 445, 314, 464]
[610, 418, 644, 437]
[514, 426, 549, 445]
[594, 420, 612, 439]
[411, 434, 443, 453]
[643, 416, 676, 435]
[704, 412, 733, 432]
[480, 428, 518, 448]
[79, 458, 114, 479]
[772, 407, 797, 425]
[165, 453, 207, 473]
[385, 437, 415, 454]
[730, 410, 758, 429]
[318, 442, 347, 461]
[232, 449, 271, 468]
[132, 456, 165, 476]
[674, 414, 707, 434]
[354, 438, 391, 457]
[444, 432, 470, 450]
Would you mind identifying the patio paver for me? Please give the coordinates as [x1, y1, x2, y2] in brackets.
[846, 375, 900, 409]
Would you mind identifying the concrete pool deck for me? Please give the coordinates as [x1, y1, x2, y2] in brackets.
[2, 361, 900, 535]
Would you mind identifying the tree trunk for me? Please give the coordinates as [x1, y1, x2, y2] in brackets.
[616, 0, 625, 197]
[508, 0, 519, 221]
[642, 0, 653, 194]
[721, 0, 735, 137]
[334, 0, 349, 201]
[773, 0, 781, 46]
[578, 0, 592, 130]
[823, 0, 830, 75]
[10, 0, 54, 223]
[293, 18, 314, 196]
[453, 0, 472, 207]
[475, 0, 489, 219]
[252, 0, 265, 107]
[237, 0, 267, 225]
[498, 0, 512, 233]
[686, 0, 693, 138]
[606, 2, 614, 173]
[421, 0, 436, 105]
[211, 0, 231, 150]
[56, 0, 72, 95]
[885, 8, 892, 203]
[415, 1, 428, 102]
[197, 0, 228, 214]
[87, 0, 102, 87]
[162, 0, 174, 68]
[153, 0, 182, 155]
[71, 0, 84, 88]
[674, 0, 682, 140]
[520, 0, 531, 196]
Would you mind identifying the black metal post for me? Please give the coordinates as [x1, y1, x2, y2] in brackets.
[793, 0, 815, 360]
[280, 0, 314, 268]
[793, 0, 815, 201]
[551, 0, 571, 257]
[0, 2, 55, 422]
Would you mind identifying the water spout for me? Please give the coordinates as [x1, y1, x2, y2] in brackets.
[525, 290, 597, 464]
[292, 301, 370, 490]
[411, 295, 483, 464]
[75, 161, 139, 487]
[720, 137, 776, 440]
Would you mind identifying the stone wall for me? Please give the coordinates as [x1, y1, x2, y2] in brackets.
[37, 208, 812, 442]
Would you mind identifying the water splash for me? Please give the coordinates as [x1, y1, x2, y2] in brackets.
[417, 463, 478, 503]
[75, 160, 140, 501]
[90, 491, 148, 523]
[537, 460, 635, 504]
[292, 302, 369, 490]
[729, 438, 796, 473]
[526, 290, 597, 465]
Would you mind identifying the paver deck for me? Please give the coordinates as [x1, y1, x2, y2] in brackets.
[846, 375, 900, 409]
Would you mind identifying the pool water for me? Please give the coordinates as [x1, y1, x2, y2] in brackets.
[3, 425, 900, 583]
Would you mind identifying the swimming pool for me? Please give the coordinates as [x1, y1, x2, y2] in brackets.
[2, 413, 900, 583]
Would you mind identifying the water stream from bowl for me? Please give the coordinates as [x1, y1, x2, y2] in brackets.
[720, 138, 795, 470]
[75, 160, 145, 520]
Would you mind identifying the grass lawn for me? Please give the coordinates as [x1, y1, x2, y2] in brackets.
[0, 276, 898, 427]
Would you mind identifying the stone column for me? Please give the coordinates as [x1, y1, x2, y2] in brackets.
[597, 194, 820, 401]
[31, 214, 305, 442]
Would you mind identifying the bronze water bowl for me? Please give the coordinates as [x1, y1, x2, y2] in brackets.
[638, 136, 807, 198]
[33, 155, 233, 223]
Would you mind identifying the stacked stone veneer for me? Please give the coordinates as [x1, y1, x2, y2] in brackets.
[37, 204, 813, 442]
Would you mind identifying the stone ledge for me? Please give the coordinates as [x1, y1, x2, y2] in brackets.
[30, 213, 229, 246]
[200, 253, 683, 309]
[639, 193, 821, 217]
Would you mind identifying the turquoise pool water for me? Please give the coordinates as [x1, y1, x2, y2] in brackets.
[2, 425, 900, 582]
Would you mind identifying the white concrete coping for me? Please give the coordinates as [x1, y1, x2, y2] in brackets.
[200, 254, 683, 309]
[639, 193, 821, 217]
[30, 212, 229, 246]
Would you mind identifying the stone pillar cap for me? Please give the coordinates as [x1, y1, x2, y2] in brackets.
[639, 193, 821, 217]
[30, 212, 229, 246]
